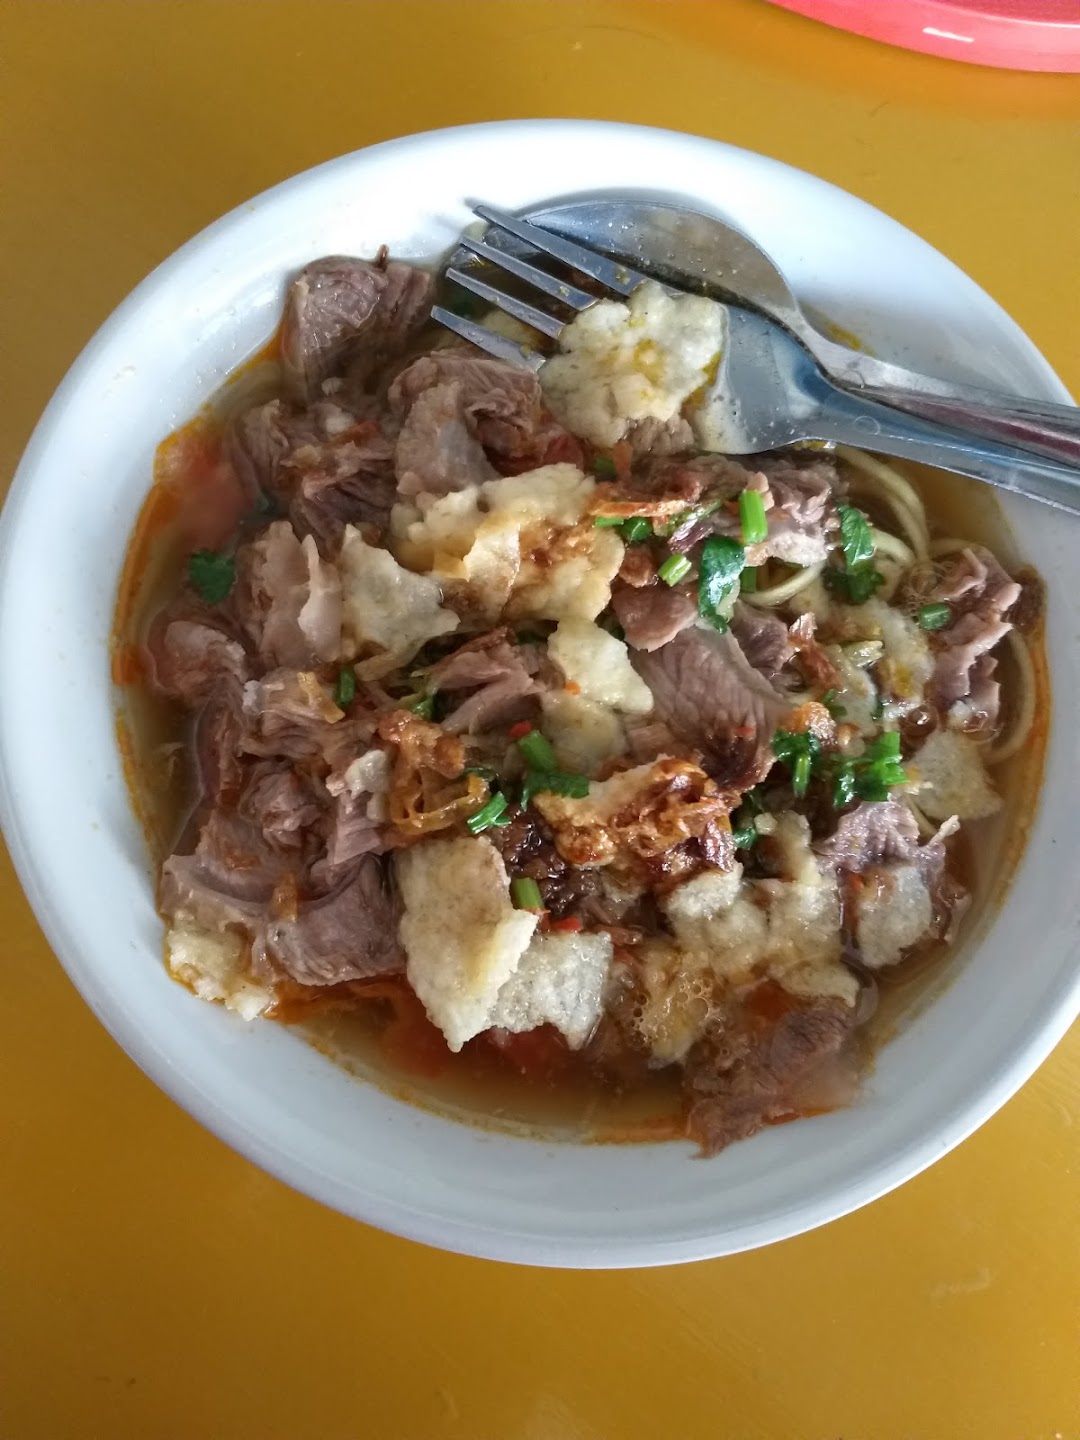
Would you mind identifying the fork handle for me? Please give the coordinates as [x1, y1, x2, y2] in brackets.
[807, 381, 1080, 518]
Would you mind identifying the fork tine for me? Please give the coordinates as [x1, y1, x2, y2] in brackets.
[457, 237, 595, 311]
[430, 306, 546, 372]
[473, 204, 646, 297]
[445, 266, 565, 340]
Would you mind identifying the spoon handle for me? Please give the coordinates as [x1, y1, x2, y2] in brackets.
[860, 385, 1080, 465]
[806, 382, 1080, 518]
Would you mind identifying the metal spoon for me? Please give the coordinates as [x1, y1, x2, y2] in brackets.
[498, 197, 1080, 464]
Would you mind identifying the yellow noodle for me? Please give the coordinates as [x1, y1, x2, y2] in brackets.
[928, 537, 970, 559]
[852, 478, 928, 562]
[984, 630, 1036, 765]
[743, 561, 825, 608]
[875, 557, 904, 604]
[838, 445, 928, 526]
[870, 527, 916, 569]
[838, 446, 930, 562]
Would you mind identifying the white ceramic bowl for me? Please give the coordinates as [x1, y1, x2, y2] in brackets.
[1, 121, 1077, 1268]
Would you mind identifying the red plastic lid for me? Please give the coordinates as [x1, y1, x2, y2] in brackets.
[767, 0, 1080, 71]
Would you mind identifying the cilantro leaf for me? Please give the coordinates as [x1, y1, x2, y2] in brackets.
[188, 550, 235, 604]
[698, 535, 745, 631]
[838, 504, 876, 569]
[825, 504, 883, 606]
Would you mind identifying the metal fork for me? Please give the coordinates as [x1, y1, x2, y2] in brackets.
[434, 206, 1080, 518]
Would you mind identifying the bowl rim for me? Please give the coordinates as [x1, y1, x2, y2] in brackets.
[1, 119, 1077, 1268]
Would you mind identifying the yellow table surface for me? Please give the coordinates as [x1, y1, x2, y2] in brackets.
[2, 3, 1079, 1437]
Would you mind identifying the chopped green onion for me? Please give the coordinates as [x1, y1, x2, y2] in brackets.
[731, 823, 758, 851]
[593, 515, 625, 528]
[736, 786, 764, 820]
[740, 566, 758, 594]
[188, 550, 235, 604]
[517, 729, 558, 771]
[791, 751, 812, 797]
[918, 602, 953, 631]
[333, 667, 357, 708]
[511, 876, 545, 912]
[698, 535, 746, 630]
[408, 694, 435, 720]
[868, 730, 901, 761]
[658, 554, 692, 587]
[621, 516, 652, 543]
[521, 769, 590, 809]
[466, 791, 509, 835]
[771, 728, 822, 798]
[592, 455, 617, 479]
[832, 764, 859, 809]
[829, 729, 907, 808]
[738, 488, 768, 545]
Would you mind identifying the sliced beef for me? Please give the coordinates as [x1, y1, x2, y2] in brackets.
[161, 807, 298, 925]
[226, 399, 303, 499]
[817, 801, 968, 965]
[286, 428, 398, 551]
[624, 414, 695, 460]
[624, 715, 680, 763]
[684, 991, 859, 1156]
[394, 380, 498, 497]
[815, 799, 922, 872]
[314, 747, 393, 883]
[925, 547, 1020, 721]
[160, 851, 265, 935]
[617, 546, 658, 588]
[238, 669, 374, 765]
[239, 764, 324, 851]
[963, 654, 1000, 730]
[234, 521, 341, 668]
[817, 799, 963, 914]
[262, 855, 404, 985]
[389, 351, 576, 472]
[611, 580, 696, 652]
[280, 256, 433, 404]
[163, 837, 403, 987]
[754, 455, 836, 567]
[145, 617, 250, 707]
[665, 454, 836, 566]
[316, 792, 386, 880]
[787, 611, 841, 690]
[631, 624, 789, 787]
[428, 630, 540, 734]
[729, 602, 793, 678]
[1008, 565, 1045, 634]
[227, 399, 399, 549]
